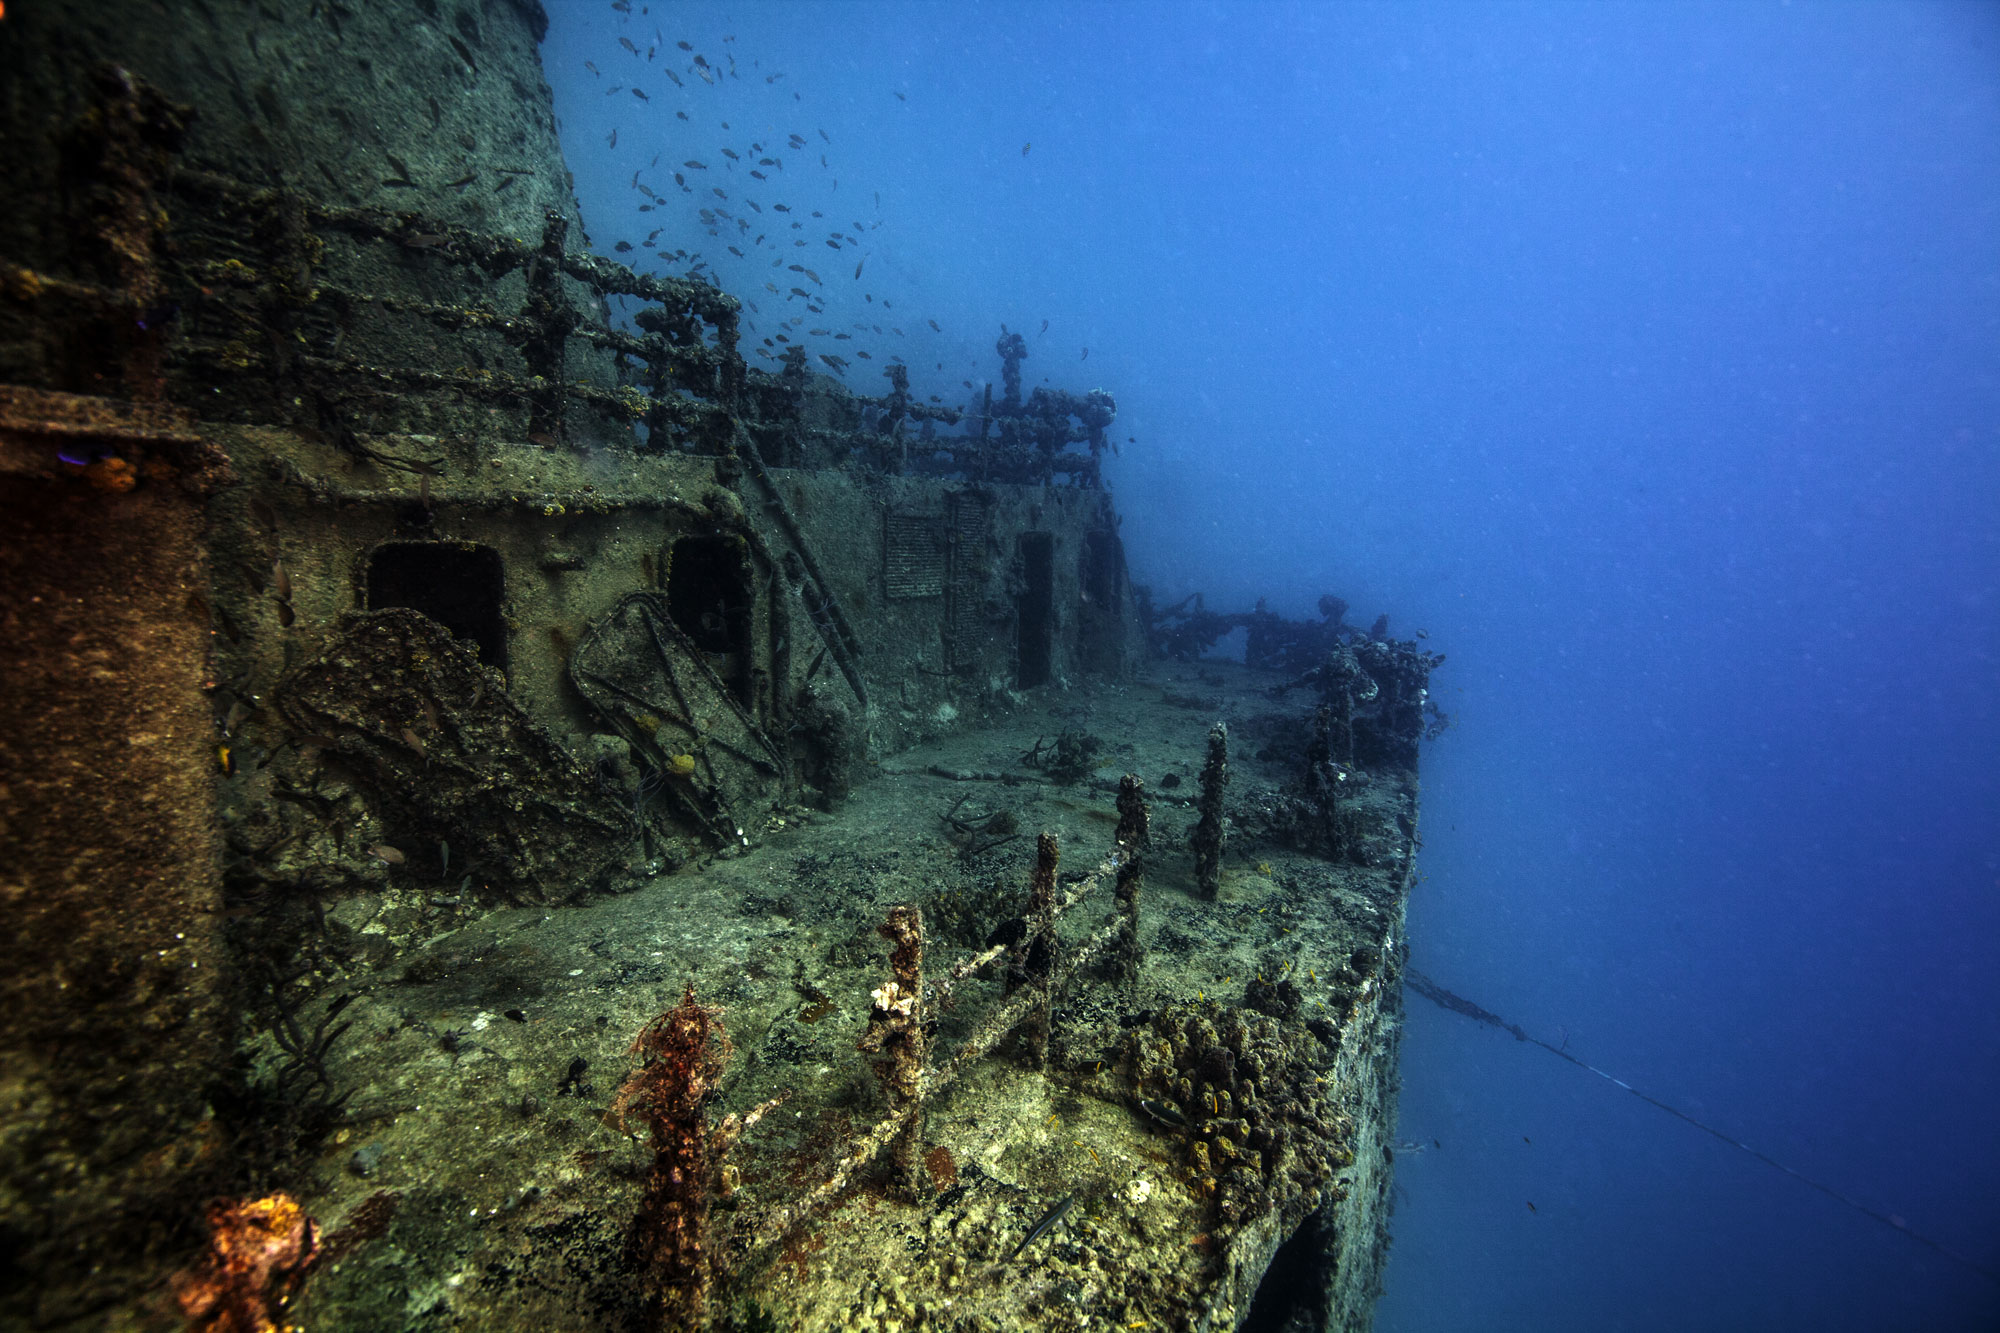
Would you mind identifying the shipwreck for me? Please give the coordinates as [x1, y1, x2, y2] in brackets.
[0, 4, 1442, 1330]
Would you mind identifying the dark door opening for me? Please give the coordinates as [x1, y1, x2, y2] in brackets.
[366, 541, 508, 670]
[1078, 528, 1125, 675]
[1016, 531, 1054, 688]
[666, 534, 754, 704]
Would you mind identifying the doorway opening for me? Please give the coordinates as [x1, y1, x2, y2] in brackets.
[365, 541, 508, 670]
[1016, 531, 1054, 688]
[1078, 528, 1126, 675]
[666, 534, 754, 703]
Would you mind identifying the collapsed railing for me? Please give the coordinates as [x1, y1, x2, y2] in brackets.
[737, 773, 1150, 1275]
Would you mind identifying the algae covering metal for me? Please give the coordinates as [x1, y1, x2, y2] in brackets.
[0, 3, 1441, 1329]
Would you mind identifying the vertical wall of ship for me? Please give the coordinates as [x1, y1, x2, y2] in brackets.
[0, 0, 612, 1317]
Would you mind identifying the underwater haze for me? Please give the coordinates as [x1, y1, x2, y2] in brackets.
[542, 1, 2000, 1328]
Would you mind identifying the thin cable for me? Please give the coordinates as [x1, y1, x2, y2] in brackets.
[1406, 969, 2000, 1287]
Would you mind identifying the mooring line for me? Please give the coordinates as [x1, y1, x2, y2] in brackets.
[1406, 969, 1999, 1286]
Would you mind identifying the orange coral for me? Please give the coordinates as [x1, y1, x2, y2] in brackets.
[83, 455, 138, 492]
[172, 1193, 318, 1333]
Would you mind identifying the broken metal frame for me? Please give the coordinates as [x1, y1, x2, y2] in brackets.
[569, 591, 790, 848]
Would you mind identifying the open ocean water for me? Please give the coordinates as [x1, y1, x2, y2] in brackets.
[546, 2, 2000, 1328]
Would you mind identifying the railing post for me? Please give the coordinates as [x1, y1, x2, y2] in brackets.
[1114, 774, 1149, 980]
[523, 208, 576, 445]
[1194, 722, 1229, 899]
[1009, 832, 1059, 1069]
[858, 905, 928, 1200]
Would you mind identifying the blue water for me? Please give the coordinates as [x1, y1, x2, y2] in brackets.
[541, 3, 2000, 1327]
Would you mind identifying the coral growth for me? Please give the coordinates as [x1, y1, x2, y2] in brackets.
[171, 1193, 319, 1333]
[858, 905, 929, 1198]
[614, 986, 733, 1331]
[1127, 1004, 1352, 1231]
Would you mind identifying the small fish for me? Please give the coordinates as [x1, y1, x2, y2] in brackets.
[720, 148, 740, 160]
[271, 559, 292, 602]
[728, 246, 744, 257]
[1006, 1195, 1074, 1263]
[368, 843, 406, 866]
[400, 726, 428, 758]
[1137, 1097, 1187, 1127]
[446, 171, 476, 189]
[607, 128, 617, 148]
[750, 169, 767, 180]
[615, 240, 633, 252]
[677, 39, 692, 51]
[440, 840, 451, 874]
[504, 1008, 528, 1023]
[631, 87, 648, 101]
[927, 319, 941, 332]
[494, 174, 516, 192]
[893, 90, 906, 102]
[619, 36, 637, 53]
[663, 69, 683, 87]
[854, 259, 864, 279]
[1040, 319, 1049, 334]
[1080, 347, 1088, 360]
[684, 160, 707, 169]
[1022, 142, 1031, 156]
[585, 61, 600, 75]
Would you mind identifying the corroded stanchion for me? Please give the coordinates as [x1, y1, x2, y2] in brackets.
[1008, 832, 1060, 1068]
[523, 208, 577, 445]
[857, 905, 928, 1199]
[1193, 722, 1230, 899]
[1114, 774, 1149, 981]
